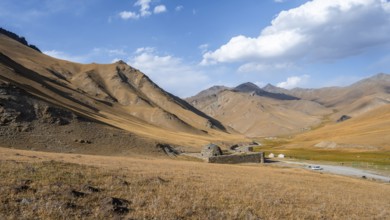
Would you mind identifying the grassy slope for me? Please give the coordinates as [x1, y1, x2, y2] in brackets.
[251, 105, 390, 167]
[0, 147, 389, 219]
[0, 34, 247, 148]
[188, 90, 330, 137]
[290, 104, 390, 150]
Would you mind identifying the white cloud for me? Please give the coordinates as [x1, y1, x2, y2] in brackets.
[119, 0, 166, 20]
[175, 5, 183, 11]
[202, 30, 306, 64]
[108, 49, 127, 56]
[238, 62, 295, 73]
[202, 0, 390, 68]
[237, 63, 267, 72]
[274, 0, 285, 3]
[44, 47, 128, 64]
[43, 50, 88, 63]
[154, 5, 167, 14]
[129, 48, 210, 97]
[135, 47, 155, 54]
[135, 0, 152, 17]
[119, 11, 139, 20]
[277, 75, 310, 89]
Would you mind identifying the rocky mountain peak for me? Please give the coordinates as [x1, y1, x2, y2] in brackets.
[234, 82, 261, 93]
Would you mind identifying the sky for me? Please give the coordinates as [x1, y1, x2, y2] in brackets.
[1, 0, 390, 97]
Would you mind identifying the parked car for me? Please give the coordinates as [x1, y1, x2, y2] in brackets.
[311, 165, 323, 170]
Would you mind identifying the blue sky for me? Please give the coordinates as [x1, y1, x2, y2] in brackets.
[1, 0, 390, 97]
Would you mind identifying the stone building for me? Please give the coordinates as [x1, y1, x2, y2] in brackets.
[208, 152, 264, 164]
[201, 144, 223, 158]
[237, 146, 254, 152]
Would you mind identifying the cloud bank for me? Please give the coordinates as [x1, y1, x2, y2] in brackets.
[129, 48, 209, 97]
[202, 0, 390, 72]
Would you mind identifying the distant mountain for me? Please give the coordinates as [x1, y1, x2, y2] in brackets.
[187, 83, 329, 137]
[187, 73, 390, 138]
[0, 31, 244, 154]
[285, 73, 390, 120]
[187, 85, 229, 104]
[233, 82, 299, 100]
[233, 82, 259, 93]
[262, 83, 290, 94]
[349, 73, 390, 89]
[288, 73, 389, 104]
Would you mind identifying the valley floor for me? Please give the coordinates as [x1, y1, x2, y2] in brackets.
[0, 147, 389, 219]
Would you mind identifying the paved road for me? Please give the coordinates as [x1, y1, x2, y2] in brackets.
[280, 160, 390, 182]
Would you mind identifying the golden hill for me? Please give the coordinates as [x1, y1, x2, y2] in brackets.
[289, 104, 390, 150]
[0, 33, 246, 153]
[187, 84, 332, 137]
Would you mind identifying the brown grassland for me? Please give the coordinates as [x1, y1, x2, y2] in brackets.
[0, 147, 389, 219]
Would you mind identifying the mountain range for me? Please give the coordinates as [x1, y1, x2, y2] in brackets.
[187, 73, 390, 149]
[1, 29, 389, 153]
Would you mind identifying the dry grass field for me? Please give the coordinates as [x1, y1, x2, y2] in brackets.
[1, 147, 389, 219]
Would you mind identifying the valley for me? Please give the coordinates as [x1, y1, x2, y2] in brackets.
[0, 23, 389, 219]
[187, 74, 390, 162]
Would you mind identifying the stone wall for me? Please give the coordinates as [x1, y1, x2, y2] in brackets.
[207, 152, 264, 164]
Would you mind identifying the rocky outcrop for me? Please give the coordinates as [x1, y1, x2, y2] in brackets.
[0, 28, 41, 52]
[234, 82, 299, 100]
[0, 82, 76, 127]
[337, 115, 351, 122]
